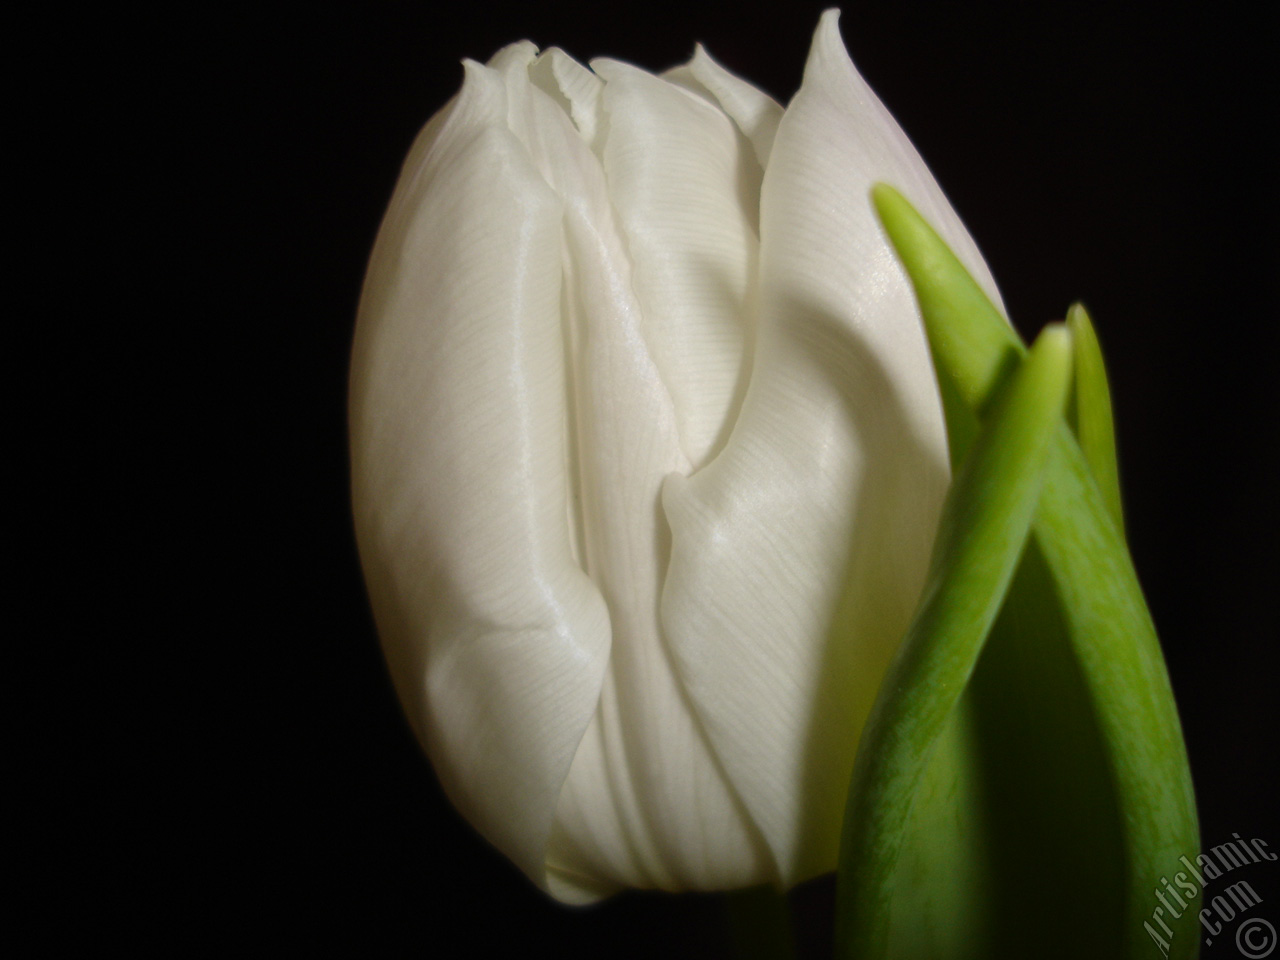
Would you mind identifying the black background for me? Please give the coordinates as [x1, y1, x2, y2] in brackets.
[82, 0, 1276, 954]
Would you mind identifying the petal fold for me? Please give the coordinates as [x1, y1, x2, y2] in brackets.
[660, 9, 1005, 884]
[535, 53, 773, 899]
[349, 60, 611, 885]
[591, 57, 761, 470]
[685, 44, 783, 168]
[354, 12, 1008, 900]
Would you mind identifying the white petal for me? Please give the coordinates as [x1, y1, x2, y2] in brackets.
[590, 57, 760, 471]
[685, 44, 784, 169]
[446, 47, 772, 900]
[660, 9, 1003, 884]
[349, 60, 611, 886]
[530, 47, 604, 149]
[485, 38, 538, 75]
[489, 51, 773, 899]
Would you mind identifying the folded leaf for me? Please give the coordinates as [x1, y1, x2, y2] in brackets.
[837, 324, 1073, 958]
[1067, 302, 1125, 534]
[834, 185, 1199, 959]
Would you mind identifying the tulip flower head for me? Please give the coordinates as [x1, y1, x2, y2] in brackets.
[349, 9, 1004, 903]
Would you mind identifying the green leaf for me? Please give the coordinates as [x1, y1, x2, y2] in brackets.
[836, 325, 1073, 959]
[1066, 302, 1125, 535]
[833, 185, 1199, 960]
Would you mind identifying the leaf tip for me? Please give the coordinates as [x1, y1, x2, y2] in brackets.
[1066, 301, 1095, 337]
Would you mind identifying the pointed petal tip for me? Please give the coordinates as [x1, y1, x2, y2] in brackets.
[486, 38, 540, 72]
[794, 9, 850, 90]
[688, 41, 724, 73]
[456, 58, 510, 114]
[457, 58, 497, 107]
[812, 8, 846, 60]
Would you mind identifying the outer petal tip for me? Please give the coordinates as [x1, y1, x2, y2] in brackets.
[684, 40, 784, 168]
[814, 8, 844, 56]
[803, 9, 860, 95]
[486, 38, 539, 73]
[457, 58, 503, 113]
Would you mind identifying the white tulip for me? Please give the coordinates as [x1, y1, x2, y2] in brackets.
[349, 9, 1003, 903]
